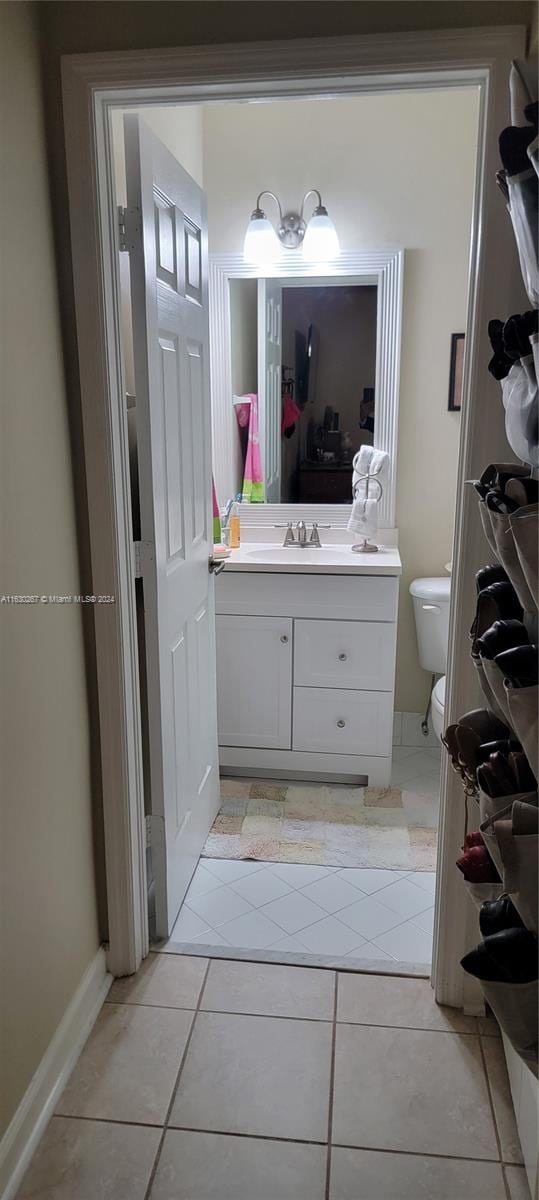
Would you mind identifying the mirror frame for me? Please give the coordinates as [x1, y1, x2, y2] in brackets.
[209, 248, 403, 527]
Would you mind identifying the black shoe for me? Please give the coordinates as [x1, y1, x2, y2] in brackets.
[476, 565, 509, 594]
[495, 645, 539, 688]
[476, 620, 529, 661]
[477, 738, 521, 764]
[462, 928, 538, 983]
[471, 585, 524, 651]
[480, 897, 525, 938]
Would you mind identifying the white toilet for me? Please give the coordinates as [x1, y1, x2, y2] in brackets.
[409, 577, 451, 742]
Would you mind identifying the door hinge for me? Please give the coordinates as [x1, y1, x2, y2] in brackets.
[118, 205, 128, 252]
[133, 540, 154, 580]
[145, 814, 164, 849]
[133, 540, 143, 578]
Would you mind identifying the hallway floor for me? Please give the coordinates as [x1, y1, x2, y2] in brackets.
[17, 960, 528, 1199]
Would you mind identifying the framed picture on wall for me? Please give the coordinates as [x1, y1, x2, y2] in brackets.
[448, 332, 465, 412]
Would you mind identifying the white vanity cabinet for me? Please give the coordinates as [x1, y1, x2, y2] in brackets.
[216, 562, 400, 785]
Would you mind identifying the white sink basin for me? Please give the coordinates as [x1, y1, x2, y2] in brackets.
[222, 542, 402, 575]
[246, 545, 355, 565]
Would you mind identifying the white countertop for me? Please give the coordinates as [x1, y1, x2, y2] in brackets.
[221, 542, 402, 576]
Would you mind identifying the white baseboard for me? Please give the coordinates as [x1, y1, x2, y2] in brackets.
[0, 946, 112, 1200]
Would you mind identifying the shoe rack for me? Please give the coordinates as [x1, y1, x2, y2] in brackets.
[442, 60, 538, 1082]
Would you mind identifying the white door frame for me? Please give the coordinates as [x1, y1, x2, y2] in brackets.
[61, 26, 526, 983]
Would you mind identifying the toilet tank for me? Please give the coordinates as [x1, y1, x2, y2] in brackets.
[409, 577, 451, 674]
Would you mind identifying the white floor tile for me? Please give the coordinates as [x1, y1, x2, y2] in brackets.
[269, 934, 316, 954]
[189, 930, 230, 947]
[411, 907, 435, 936]
[260, 891, 328, 935]
[267, 862, 336, 888]
[299, 873, 364, 914]
[338, 895, 402, 940]
[336, 868, 405, 894]
[185, 863, 224, 901]
[372, 919, 433, 963]
[217, 909, 284, 950]
[202, 858, 264, 884]
[229, 868, 293, 908]
[170, 907, 211, 942]
[408, 871, 437, 898]
[296, 916, 366, 957]
[373, 877, 433, 920]
[186, 884, 253, 929]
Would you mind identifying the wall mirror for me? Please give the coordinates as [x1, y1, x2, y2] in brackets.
[209, 250, 403, 527]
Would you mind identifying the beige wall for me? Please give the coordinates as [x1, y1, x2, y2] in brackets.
[202, 89, 480, 711]
[0, 2, 99, 1136]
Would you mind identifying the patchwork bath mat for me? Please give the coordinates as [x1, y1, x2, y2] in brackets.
[201, 779, 438, 871]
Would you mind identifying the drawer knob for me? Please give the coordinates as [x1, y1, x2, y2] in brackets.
[337, 718, 346, 728]
[280, 634, 289, 644]
[338, 652, 347, 661]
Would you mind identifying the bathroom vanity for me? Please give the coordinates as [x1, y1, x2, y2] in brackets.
[215, 542, 401, 785]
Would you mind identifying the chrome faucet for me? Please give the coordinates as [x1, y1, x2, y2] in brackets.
[274, 521, 327, 548]
[296, 520, 307, 546]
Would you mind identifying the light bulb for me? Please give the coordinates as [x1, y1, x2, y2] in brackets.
[302, 208, 340, 261]
[243, 212, 280, 265]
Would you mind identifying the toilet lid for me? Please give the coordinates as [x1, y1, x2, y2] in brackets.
[433, 676, 446, 710]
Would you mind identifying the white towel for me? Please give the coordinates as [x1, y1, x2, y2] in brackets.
[348, 497, 378, 538]
[348, 446, 389, 538]
[351, 446, 389, 502]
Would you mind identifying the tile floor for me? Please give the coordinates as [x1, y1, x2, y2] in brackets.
[167, 859, 436, 965]
[17, 959, 530, 1199]
[164, 746, 441, 968]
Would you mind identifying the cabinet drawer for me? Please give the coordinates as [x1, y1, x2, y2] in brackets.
[292, 687, 393, 756]
[294, 619, 395, 691]
[217, 572, 398, 622]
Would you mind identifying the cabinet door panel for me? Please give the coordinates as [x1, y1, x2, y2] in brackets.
[217, 615, 292, 748]
[294, 619, 395, 691]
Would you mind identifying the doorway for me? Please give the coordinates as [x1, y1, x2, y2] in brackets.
[61, 28, 525, 996]
[111, 84, 478, 974]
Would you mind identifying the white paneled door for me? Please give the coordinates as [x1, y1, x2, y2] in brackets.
[258, 278, 282, 502]
[125, 116, 220, 938]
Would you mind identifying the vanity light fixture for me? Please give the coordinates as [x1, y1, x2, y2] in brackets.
[243, 189, 340, 265]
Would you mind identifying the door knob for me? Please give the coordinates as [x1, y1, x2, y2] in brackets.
[209, 557, 226, 575]
[337, 718, 346, 728]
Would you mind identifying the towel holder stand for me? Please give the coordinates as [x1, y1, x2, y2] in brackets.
[351, 468, 384, 554]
